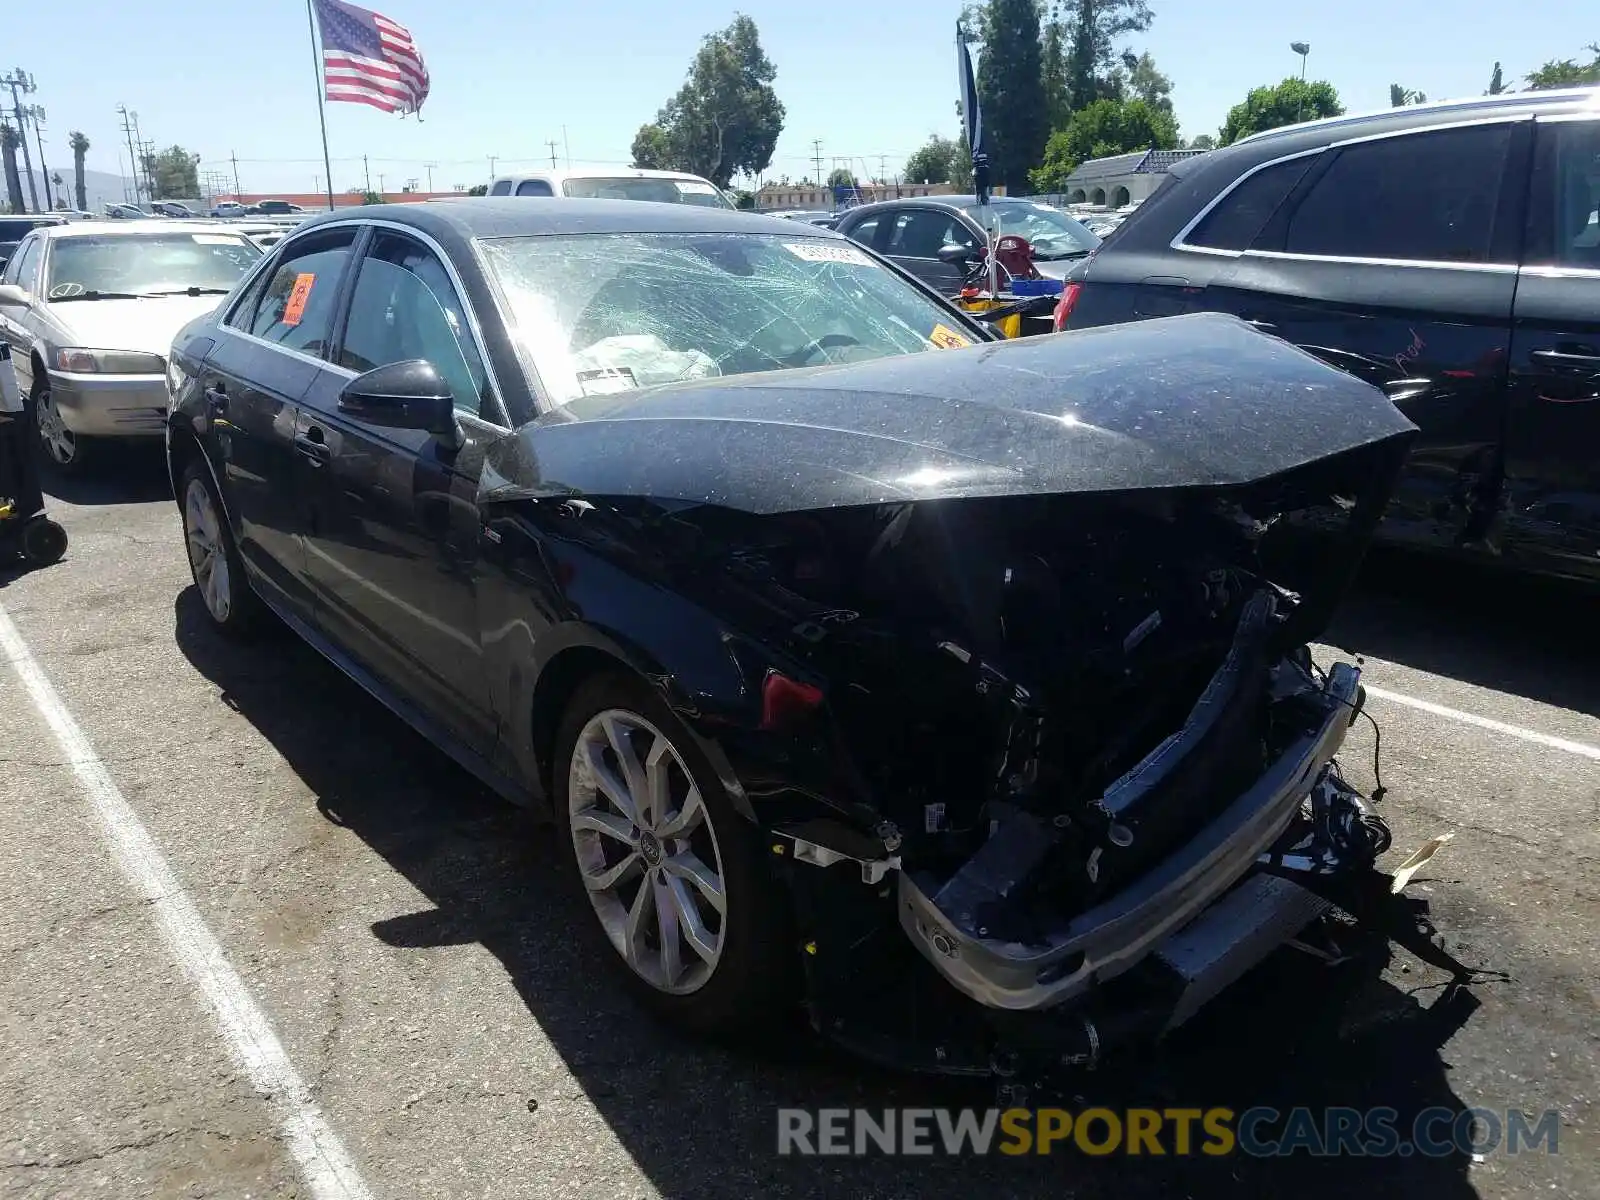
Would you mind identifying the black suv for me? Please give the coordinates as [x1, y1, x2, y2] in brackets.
[0, 214, 68, 269]
[1059, 88, 1600, 584]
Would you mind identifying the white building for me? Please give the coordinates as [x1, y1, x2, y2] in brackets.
[1058, 148, 1208, 207]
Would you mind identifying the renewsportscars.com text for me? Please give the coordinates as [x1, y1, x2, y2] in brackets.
[776, 1106, 1560, 1158]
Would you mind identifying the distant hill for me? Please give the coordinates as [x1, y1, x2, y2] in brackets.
[9, 166, 136, 213]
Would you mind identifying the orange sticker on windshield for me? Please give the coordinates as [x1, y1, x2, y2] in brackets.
[928, 323, 972, 350]
[281, 272, 316, 327]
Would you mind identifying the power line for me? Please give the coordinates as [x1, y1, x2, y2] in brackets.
[117, 104, 141, 205]
[811, 138, 823, 184]
[2, 69, 40, 211]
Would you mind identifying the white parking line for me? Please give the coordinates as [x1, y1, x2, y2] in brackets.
[0, 602, 374, 1200]
[1364, 683, 1600, 762]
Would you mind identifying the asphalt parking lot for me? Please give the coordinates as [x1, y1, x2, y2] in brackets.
[2, 448, 1596, 1200]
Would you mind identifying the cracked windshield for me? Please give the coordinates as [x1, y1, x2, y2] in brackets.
[481, 232, 972, 404]
[44, 233, 261, 299]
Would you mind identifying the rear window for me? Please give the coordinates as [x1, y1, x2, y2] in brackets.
[515, 180, 555, 197]
[559, 177, 734, 209]
[489, 180, 513, 196]
[1185, 156, 1316, 251]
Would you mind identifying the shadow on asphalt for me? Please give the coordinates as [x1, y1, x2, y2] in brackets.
[1327, 547, 1600, 720]
[39, 441, 172, 507]
[171, 585, 1494, 1199]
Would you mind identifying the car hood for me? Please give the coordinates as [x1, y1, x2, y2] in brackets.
[482, 312, 1418, 515]
[43, 294, 227, 359]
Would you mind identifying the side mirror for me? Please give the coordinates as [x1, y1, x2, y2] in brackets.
[0, 283, 28, 306]
[338, 359, 460, 446]
[937, 244, 977, 265]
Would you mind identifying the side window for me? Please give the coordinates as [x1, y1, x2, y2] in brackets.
[1185, 156, 1317, 251]
[1525, 120, 1600, 269]
[337, 233, 494, 421]
[845, 216, 882, 250]
[886, 211, 975, 257]
[489, 180, 513, 196]
[1281, 124, 1514, 263]
[3, 236, 37, 287]
[514, 179, 554, 197]
[244, 229, 358, 356]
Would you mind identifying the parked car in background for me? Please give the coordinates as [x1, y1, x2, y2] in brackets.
[486, 167, 735, 209]
[836, 195, 1099, 294]
[772, 209, 839, 228]
[163, 198, 1421, 1072]
[152, 201, 198, 218]
[103, 202, 147, 220]
[1058, 86, 1600, 585]
[0, 215, 70, 270]
[0, 221, 262, 471]
[255, 200, 305, 215]
[211, 201, 249, 218]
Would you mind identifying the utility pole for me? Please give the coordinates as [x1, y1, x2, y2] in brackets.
[3, 69, 40, 211]
[487, 154, 497, 179]
[424, 161, 436, 191]
[26, 105, 51, 209]
[130, 110, 152, 199]
[363, 154, 372, 192]
[229, 150, 241, 198]
[118, 105, 141, 205]
[377, 172, 387, 194]
[811, 139, 823, 186]
[546, 139, 559, 169]
[562, 125, 571, 169]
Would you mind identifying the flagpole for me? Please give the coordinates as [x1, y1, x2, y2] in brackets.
[305, 0, 336, 209]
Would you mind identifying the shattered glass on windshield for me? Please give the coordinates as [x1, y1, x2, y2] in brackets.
[478, 233, 976, 407]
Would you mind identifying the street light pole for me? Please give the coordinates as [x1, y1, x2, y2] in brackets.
[1291, 42, 1311, 125]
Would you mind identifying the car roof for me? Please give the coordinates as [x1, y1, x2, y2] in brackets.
[490, 166, 717, 185]
[1235, 85, 1600, 148]
[36, 219, 259, 239]
[294, 198, 837, 242]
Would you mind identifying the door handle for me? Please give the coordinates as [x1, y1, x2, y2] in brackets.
[294, 426, 331, 466]
[1532, 348, 1600, 367]
[203, 385, 228, 414]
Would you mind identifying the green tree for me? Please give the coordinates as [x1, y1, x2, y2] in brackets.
[0, 123, 23, 213]
[1219, 78, 1344, 145]
[68, 131, 89, 211]
[1029, 96, 1177, 191]
[1186, 133, 1216, 150]
[1040, 5, 1072, 134]
[360, 190, 386, 205]
[1487, 62, 1506, 94]
[730, 187, 756, 209]
[466, 183, 488, 196]
[1526, 48, 1600, 89]
[1062, 0, 1154, 111]
[630, 15, 785, 188]
[975, 0, 1049, 194]
[903, 135, 961, 184]
[1389, 83, 1427, 106]
[826, 167, 856, 187]
[138, 145, 201, 199]
[1123, 50, 1173, 117]
[630, 123, 671, 169]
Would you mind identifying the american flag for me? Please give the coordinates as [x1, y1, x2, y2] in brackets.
[312, 0, 430, 116]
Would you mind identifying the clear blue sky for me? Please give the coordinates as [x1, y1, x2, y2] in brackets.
[7, 0, 1593, 195]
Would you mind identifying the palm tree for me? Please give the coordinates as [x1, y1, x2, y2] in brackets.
[0, 122, 24, 213]
[69, 130, 89, 211]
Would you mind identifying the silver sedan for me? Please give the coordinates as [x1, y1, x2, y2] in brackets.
[0, 221, 262, 471]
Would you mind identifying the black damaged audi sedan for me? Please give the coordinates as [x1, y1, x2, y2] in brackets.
[165, 199, 1425, 1074]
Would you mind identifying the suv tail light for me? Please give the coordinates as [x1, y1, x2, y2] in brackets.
[1052, 281, 1084, 332]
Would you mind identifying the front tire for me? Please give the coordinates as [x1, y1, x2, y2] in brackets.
[554, 672, 795, 1034]
[179, 458, 263, 636]
[31, 377, 92, 474]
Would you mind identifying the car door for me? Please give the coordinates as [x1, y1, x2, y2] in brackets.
[0, 236, 44, 397]
[880, 207, 980, 293]
[297, 228, 504, 756]
[1500, 114, 1600, 580]
[200, 225, 361, 625]
[1202, 119, 1528, 553]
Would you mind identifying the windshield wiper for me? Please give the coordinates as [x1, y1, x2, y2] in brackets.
[1033, 248, 1094, 262]
[142, 286, 232, 297]
[48, 290, 142, 302]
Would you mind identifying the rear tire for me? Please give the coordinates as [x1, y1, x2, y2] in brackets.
[554, 671, 796, 1035]
[179, 458, 263, 637]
